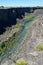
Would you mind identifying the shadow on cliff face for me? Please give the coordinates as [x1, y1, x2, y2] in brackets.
[0, 7, 34, 34]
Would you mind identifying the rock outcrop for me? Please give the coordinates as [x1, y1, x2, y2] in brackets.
[0, 7, 43, 34]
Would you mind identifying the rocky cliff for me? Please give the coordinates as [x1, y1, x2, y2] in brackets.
[0, 7, 43, 34]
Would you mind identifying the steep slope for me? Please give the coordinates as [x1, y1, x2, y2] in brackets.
[9, 12, 43, 65]
[0, 15, 35, 62]
[1, 9, 43, 65]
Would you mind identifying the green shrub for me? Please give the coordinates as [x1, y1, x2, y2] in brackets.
[35, 44, 43, 51]
[12, 24, 22, 29]
[15, 24, 22, 28]
[0, 33, 19, 55]
[16, 58, 27, 65]
[24, 15, 33, 21]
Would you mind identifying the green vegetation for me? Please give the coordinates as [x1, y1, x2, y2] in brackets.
[24, 15, 34, 21]
[14, 23, 22, 28]
[6, 23, 22, 33]
[0, 15, 35, 55]
[24, 15, 32, 20]
[24, 15, 35, 29]
[0, 33, 19, 55]
[0, 23, 22, 55]
[12, 23, 22, 29]
[35, 44, 43, 51]
[16, 59, 27, 65]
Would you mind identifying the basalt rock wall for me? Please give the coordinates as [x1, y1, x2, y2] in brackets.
[0, 7, 43, 34]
